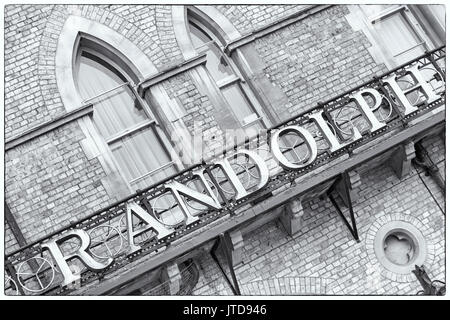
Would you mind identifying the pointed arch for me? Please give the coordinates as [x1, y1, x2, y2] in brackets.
[193, 6, 241, 42]
[55, 15, 158, 112]
[54, 15, 178, 199]
[172, 5, 271, 132]
[172, 6, 196, 60]
[172, 5, 241, 60]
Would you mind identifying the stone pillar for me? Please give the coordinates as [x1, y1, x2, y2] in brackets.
[230, 45, 292, 123]
[161, 262, 182, 295]
[280, 196, 305, 236]
[224, 230, 245, 266]
[414, 141, 445, 194]
[389, 141, 416, 179]
[336, 170, 361, 207]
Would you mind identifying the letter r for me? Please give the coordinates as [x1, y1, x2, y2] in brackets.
[42, 229, 113, 287]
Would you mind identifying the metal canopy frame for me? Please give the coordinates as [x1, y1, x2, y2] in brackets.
[4, 46, 445, 296]
[327, 172, 360, 242]
[210, 234, 242, 295]
[85, 110, 443, 296]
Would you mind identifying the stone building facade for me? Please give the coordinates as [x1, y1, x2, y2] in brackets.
[3, 4, 446, 296]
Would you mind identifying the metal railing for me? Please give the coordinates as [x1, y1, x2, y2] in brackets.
[4, 46, 446, 296]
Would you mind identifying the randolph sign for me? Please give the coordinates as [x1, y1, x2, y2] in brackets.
[4, 47, 446, 295]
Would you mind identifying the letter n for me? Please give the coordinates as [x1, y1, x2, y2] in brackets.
[126, 202, 175, 254]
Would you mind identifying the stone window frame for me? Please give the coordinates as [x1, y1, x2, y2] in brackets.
[345, 4, 444, 70]
[172, 5, 273, 131]
[55, 15, 184, 197]
[368, 5, 435, 63]
[374, 221, 427, 275]
[365, 212, 437, 283]
[74, 44, 178, 190]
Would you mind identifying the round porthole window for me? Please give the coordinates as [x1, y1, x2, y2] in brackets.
[374, 221, 427, 274]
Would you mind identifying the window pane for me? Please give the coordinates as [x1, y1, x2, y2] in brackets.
[189, 22, 211, 49]
[428, 5, 445, 28]
[189, 22, 233, 82]
[374, 13, 425, 61]
[133, 164, 177, 192]
[221, 84, 254, 120]
[188, 19, 265, 134]
[204, 43, 234, 82]
[77, 55, 148, 137]
[77, 53, 176, 189]
[110, 127, 175, 188]
[221, 83, 263, 134]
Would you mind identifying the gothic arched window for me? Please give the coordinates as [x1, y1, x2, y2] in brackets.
[76, 46, 176, 191]
[188, 17, 267, 133]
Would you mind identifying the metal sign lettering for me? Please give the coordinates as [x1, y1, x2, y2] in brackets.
[42, 229, 113, 286]
[271, 125, 318, 169]
[5, 47, 446, 295]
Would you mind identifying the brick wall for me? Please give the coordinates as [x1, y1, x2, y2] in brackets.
[421, 134, 445, 179]
[4, 5, 59, 140]
[7, 4, 326, 245]
[161, 72, 219, 134]
[5, 121, 112, 243]
[105, 5, 184, 68]
[415, 134, 446, 213]
[5, 223, 20, 255]
[250, 5, 388, 118]
[192, 253, 234, 295]
[191, 143, 445, 295]
[4, 4, 444, 295]
[216, 5, 305, 34]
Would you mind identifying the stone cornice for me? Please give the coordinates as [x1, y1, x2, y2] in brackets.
[137, 53, 207, 96]
[136, 5, 333, 94]
[5, 104, 94, 151]
[224, 5, 334, 55]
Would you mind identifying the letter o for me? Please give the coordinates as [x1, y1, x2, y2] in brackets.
[271, 125, 318, 170]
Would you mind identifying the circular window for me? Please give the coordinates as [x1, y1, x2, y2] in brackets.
[374, 221, 427, 275]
